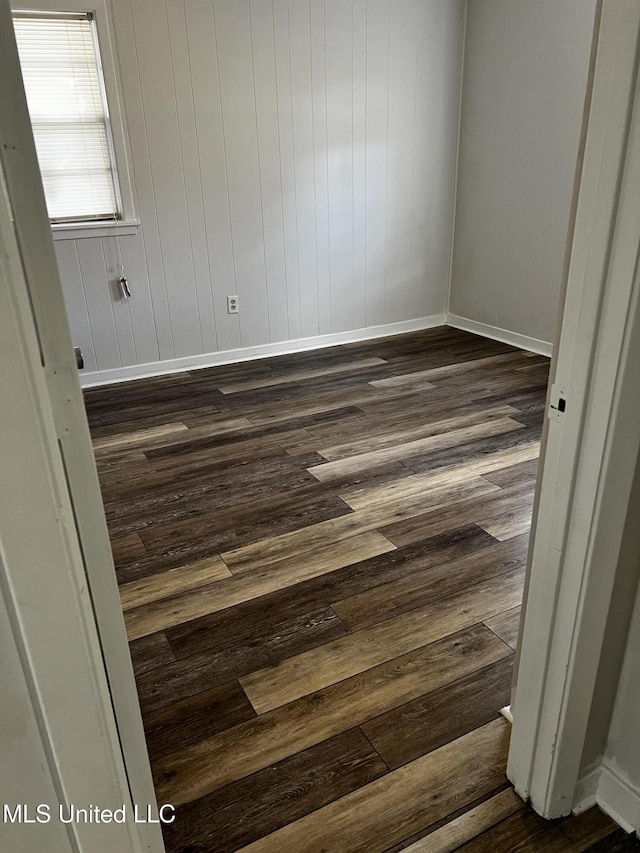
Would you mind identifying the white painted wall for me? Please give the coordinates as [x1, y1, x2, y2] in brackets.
[53, 0, 464, 381]
[602, 575, 640, 834]
[449, 0, 597, 349]
[577, 454, 640, 833]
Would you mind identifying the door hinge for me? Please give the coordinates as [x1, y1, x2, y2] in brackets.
[548, 383, 568, 423]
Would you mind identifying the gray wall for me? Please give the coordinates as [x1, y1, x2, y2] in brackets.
[605, 574, 640, 834]
[580, 450, 640, 779]
[578, 449, 640, 831]
[449, 0, 597, 347]
[54, 0, 465, 381]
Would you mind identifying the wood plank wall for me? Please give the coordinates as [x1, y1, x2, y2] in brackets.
[54, 0, 465, 377]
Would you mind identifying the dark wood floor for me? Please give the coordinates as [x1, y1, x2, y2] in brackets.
[84, 327, 631, 853]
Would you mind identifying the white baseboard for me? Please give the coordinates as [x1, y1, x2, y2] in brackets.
[500, 705, 513, 724]
[447, 313, 553, 358]
[596, 759, 640, 834]
[572, 767, 600, 815]
[80, 315, 447, 387]
[573, 760, 640, 834]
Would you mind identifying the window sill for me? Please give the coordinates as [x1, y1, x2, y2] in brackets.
[51, 220, 140, 241]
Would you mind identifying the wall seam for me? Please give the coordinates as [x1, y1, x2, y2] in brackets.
[445, 0, 467, 317]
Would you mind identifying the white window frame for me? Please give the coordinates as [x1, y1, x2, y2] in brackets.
[11, 0, 139, 240]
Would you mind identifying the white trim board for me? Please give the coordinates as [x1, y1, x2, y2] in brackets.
[572, 767, 600, 816]
[574, 760, 640, 835]
[500, 705, 514, 724]
[79, 314, 447, 387]
[597, 759, 640, 835]
[447, 313, 553, 357]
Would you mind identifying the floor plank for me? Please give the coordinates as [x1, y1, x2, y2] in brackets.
[362, 656, 514, 770]
[316, 405, 520, 460]
[128, 632, 175, 677]
[581, 829, 640, 851]
[403, 426, 541, 476]
[240, 567, 525, 714]
[484, 607, 522, 651]
[451, 807, 572, 852]
[118, 489, 353, 583]
[332, 535, 527, 632]
[119, 555, 232, 612]
[161, 729, 387, 853]
[109, 532, 146, 563]
[483, 457, 540, 488]
[165, 526, 499, 659]
[234, 720, 511, 853]
[123, 532, 395, 639]
[559, 806, 628, 850]
[153, 625, 512, 805]
[368, 352, 530, 390]
[136, 605, 349, 715]
[217, 357, 388, 394]
[378, 482, 535, 548]
[477, 504, 533, 541]
[142, 679, 256, 761]
[399, 788, 526, 852]
[307, 418, 525, 482]
[221, 477, 502, 574]
[339, 443, 540, 511]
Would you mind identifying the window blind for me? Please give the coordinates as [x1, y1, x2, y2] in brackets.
[13, 13, 119, 222]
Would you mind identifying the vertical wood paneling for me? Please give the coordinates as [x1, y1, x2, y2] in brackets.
[215, 0, 270, 348]
[325, 0, 354, 333]
[289, 0, 319, 339]
[54, 0, 465, 378]
[249, 0, 289, 344]
[184, 0, 240, 354]
[412, 0, 447, 319]
[101, 237, 137, 367]
[364, 0, 391, 328]
[166, 0, 218, 355]
[111, 0, 175, 362]
[130, 0, 202, 358]
[76, 239, 121, 370]
[54, 240, 98, 373]
[117, 232, 161, 367]
[273, 0, 302, 341]
[352, 0, 367, 331]
[386, 0, 419, 324]
[310, 0, 331, 335]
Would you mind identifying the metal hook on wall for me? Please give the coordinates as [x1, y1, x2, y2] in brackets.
[119, 275, 131, 299]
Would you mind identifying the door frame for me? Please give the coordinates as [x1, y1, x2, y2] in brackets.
[0, 1, 164, 850]
[508, 0, 640, 819]
[3, 0, 640, 836]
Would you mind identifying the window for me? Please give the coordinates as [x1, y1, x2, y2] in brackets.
[11, 2, 136, 235]
[13, 11, 119, 223]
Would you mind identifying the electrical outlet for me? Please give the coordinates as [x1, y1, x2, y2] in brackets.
[227, 295, 239, 314]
